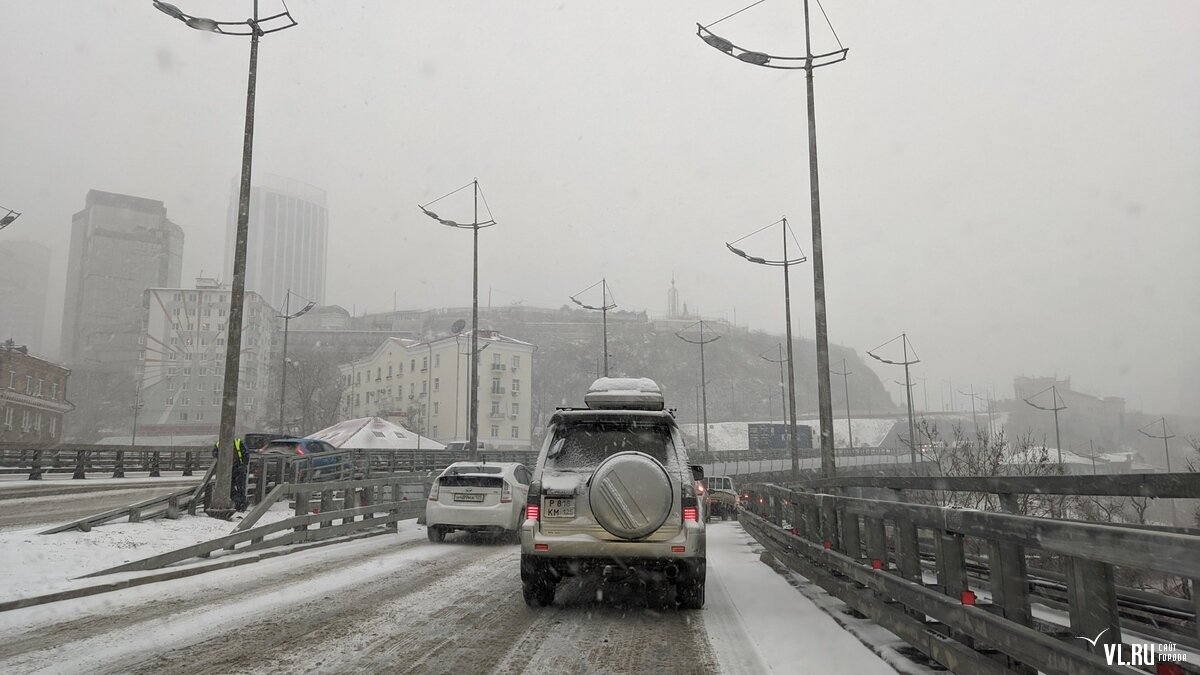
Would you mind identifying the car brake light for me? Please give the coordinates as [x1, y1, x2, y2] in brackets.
[683, 506, 699, 522]
[534, 543, 549, 551]
[525, 503, 540, 521]
[501, 482, 512, 503]
[428, 480, 440, 501]
[671, 545, 686, 553]
[696, 481, 705, 495]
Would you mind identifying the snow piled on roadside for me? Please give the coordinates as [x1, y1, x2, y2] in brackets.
[683, 418, 898, 452]
[0, 504, 293, 603]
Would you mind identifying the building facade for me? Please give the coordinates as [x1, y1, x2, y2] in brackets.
[339, 331, 535, 451]
[61, 190, 185, 439]
[130, 278, 277, 443]
[0, 240, 50, 354]
[226, 173, 328, 313]
[0, 340, 74, 443]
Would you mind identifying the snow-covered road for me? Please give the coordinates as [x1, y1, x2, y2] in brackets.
[0, 520, 902, 674]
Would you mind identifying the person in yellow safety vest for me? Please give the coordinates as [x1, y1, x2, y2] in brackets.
[211, 438, 250, 512]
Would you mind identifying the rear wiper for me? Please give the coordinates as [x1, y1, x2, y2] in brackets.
[546, 438, 565, 460]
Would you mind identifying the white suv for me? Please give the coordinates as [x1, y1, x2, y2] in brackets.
[520, 378, 707, 609]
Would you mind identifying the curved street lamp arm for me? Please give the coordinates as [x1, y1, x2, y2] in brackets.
[725, 242, 805, 267]
[417, 205, 495, 230]
[696, 24, 848, 70]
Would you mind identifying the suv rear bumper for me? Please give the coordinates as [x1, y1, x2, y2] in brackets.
[520, 521, 705, 566]
[521, 553, 706, 583]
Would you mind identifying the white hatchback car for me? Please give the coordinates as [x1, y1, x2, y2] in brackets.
[426, 461, 531, 542]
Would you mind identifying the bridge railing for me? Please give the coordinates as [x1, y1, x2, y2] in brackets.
[740, 476, 1200, 675]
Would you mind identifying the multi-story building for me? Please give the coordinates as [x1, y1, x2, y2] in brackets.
[225, 173, 328, 313]
[61, 190, 185, 439]
[0, 340, 74, 442]
[131, 278, 277, 443]
[0, 240, 50, 354]
[339, 331, 535, 451]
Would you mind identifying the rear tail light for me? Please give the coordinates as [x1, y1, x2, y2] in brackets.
[501, 482, 512, 503]
[696, 481, 705, 496]
[428, 480, 440, 501]
[683, 506, 699, 522]
[525, 503, 540, 521]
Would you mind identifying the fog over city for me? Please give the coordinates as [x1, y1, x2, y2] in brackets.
[2, 0, 1197, 414]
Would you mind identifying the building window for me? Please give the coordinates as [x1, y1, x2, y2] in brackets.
[511, 426, 520, 439]
[388, 365, 393, 378]
[35, 379, 43, 397]
[25, 375, 32, 393]
[511, 402, 519, 417]
[491, 401, 500, 415]
[49, 416, 57, 436]
[22, 410, 31, 431]
[170, 335, 179, 344]
[422, 356, 428, 371]
[433, 402, 439, 415]
[512, 355, 520, 371]
[377, 367, 382, 381]
[34, 413, 42, 432]
[493, 352, 501, 364]
[433, 425, 438, 436]
[183, 367, 191, 376]
[491, 425, 499, 438]
[51, 382, 58, 400]
[3, 407, 11, 430]
[7, 371, 15, 389]
[179, 412, 188, 421]
[434, 377, 440, 392]
[409, 383, 415, 396]
[511, 379, 520, 393]
[173, 308, 181, 316]
[491, 379, 501, 394]
[195, 412, 204, 421]
[421, 381, 427, 394]
[173, 323, 181, 331]
[434, 354, 441, 368]
[410, 359, 415, 372]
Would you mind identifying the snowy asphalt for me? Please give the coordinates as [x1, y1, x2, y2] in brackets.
[0, 520, 901, 674]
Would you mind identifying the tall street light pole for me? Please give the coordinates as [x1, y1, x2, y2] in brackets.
[420, 180, 496, 462]
[727, 218, 809, 480]
[570, 278, 617, 377]
[697, 2, 847, 480]
[868, 333, 920, 467]
[676, 320, 721, 455]
[1023, 384, 1066, 465]
[277, 289, 315, 434]
[760, 344, 787, 427]
[152, 0, 296, 520]
[1138, 417, 1175, 473]
[831, 358, 853, 450]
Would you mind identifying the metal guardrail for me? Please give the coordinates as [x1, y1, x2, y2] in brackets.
[740, 480, 1200, 674]
[84, 476, 429, 577]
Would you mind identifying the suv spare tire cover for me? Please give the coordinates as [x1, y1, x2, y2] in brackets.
[589, 451, 674, 540]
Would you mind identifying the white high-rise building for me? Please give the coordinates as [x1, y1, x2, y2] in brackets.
[225, 174, 328, 312]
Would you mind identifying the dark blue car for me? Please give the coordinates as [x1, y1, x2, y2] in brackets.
[258, 438, 344, 482]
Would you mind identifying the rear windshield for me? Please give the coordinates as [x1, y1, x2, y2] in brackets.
[439, 475, 503, 488]
[263, 442, 302, 454]
[714, 477, 733, 490]
[444, 465, 502, 475]
[546, 418, 675, 470]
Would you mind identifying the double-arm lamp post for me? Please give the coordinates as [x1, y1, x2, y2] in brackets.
[727, 218, 809, 479]
[697, 3, 847, 481]
[676, 320, 721, 455]
[868, 333, 920, 467]
[570, 279, 617, 378]
[152, 0, 297, 519]
[277, 289, 316, 434]
[420, 180, 496, 462]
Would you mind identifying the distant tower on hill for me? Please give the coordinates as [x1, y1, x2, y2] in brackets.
[667, 275, 681, 318]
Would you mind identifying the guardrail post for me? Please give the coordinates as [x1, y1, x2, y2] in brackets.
[362, 483, 375, 518]
[183, 451, 194, 476]
[388, 481, 401, 531]
[28, 449, 43, 480]
[112, 450, 125, 478]
[865, 516, 887, 570]
[842, 507, 862, 560]
[819, 494, 839, 552]
[1192, 578, 1200, 645]
[129, 506, 142, 523]
[166, 495, 180, 519]
[150, 450, 161, 478]
[294, 490, 310, 533]
[990, 493, 1033, 666]
[342, 485, 356, 524]
[73, 449, 87, 479]
[1066, 557, 1122, 652]
[320, 490, 334, 529]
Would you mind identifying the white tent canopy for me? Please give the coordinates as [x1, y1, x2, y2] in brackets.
[306, 417, 445, 450]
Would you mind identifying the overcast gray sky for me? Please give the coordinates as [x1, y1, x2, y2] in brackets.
[2, 1, 1197, 415]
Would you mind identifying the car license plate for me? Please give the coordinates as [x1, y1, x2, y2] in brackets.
[544, 497, 575, 518]
[454, 493, 485, 502]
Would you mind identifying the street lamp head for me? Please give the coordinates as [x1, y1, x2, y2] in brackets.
[0, 210, 20, 229]
[185, 16, 220, 32]
[737, 51, 771, 66]
[153, 1, 186, 20]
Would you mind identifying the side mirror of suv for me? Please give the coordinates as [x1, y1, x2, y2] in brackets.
[689, 464, 704, 483]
